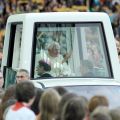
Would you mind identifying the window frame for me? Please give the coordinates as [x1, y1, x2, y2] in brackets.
[31, 22, 113, 79]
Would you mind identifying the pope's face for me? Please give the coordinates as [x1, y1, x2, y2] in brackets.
[49, 46, 60, 57]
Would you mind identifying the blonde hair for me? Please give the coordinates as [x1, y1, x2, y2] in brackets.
[39, 88, 61, 120]
[89, 95, 109, 113]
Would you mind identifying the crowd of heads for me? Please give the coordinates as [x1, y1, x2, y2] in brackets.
[0, 0, 120, 65]
[0, 77, 120, 120]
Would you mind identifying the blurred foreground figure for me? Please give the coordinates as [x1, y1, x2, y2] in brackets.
[4, 81, 36, 120]
[110, 107, 120, 120]
[90, 106, 111, 120]
[88, 95, 109, 113]
[61, 97, 88, 120]
[36, 88, 61, 120]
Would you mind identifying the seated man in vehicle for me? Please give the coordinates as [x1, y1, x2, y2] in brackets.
[36, 41, 72, 77]
[37, 60, 52, 78]
[80, 59, 94, 77]
[16, 69, 30, 83]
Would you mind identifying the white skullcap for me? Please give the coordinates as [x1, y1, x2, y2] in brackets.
[47, 41, 60, 50]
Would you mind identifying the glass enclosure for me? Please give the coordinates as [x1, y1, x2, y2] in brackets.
[65, 85, 120, 109]
[33, 23, 112, 78]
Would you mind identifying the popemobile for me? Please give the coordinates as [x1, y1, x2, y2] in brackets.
[1, 12, 120, 108]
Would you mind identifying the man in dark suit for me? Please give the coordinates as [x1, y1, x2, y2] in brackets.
[37, 60, 52, 78]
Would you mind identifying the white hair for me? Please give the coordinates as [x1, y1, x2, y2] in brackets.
[47, 41, 60, 50]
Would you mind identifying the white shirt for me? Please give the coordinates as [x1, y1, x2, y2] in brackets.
[5, 104, 35, 120]
[35, 50, 72, 77]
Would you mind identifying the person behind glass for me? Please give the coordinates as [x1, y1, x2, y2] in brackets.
[80, 59, 94, 77]
[37, 60, 52, 78]
[46, 41, 71, 77]
[16, 69, 30, 83]
[36, 41, 72, 77]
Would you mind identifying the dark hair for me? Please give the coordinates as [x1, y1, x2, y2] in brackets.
[31, 88, 44, 115]
[62, 97, 87, 120]
[15, 81, 36, 102]
[56, 93, 78, 120]
[89, 95, 109, 113]
[39, 60, 51, 71]
[1, 84, 16, 104]
[53, 86, 68, 96]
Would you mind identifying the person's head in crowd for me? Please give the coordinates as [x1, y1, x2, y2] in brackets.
[31, 88, 44, 115]
[2, 98, 17, 120]
[78, 96, 89, 120]
[39, 88, 61, 120]
[110, 107, 120, 120]
[47, 41, 60, 57]
[15, 81, 36, 107]
[0, 85, 16, 120]
[56, 92, 78, 120]
[61, 97, 87, 120]
[80, 59, 94, 77]
[37, 60, 52, 78]
[16, 69, 30, 83]
[90, 106, 111, 120]
[0, 70, 4, 88]
[1, 84, 16, 104]
[88, 95, 109, 113]
[53, 86, 68, 96]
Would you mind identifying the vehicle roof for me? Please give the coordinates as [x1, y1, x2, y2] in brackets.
[7, 12, 110, 23]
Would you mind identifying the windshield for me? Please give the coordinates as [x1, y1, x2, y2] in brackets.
[32, 23, 112, 79]
[65, 85, 120, 109]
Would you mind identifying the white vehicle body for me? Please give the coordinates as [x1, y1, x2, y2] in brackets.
[2, 12, 120, 108]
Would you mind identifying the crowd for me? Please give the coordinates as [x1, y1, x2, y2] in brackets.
[0, 72, 120, 120]
[0, 68, 119, 120]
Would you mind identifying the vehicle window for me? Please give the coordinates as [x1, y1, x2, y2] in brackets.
[32, 23, 112, 78]
[65, 85, 120, 109]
